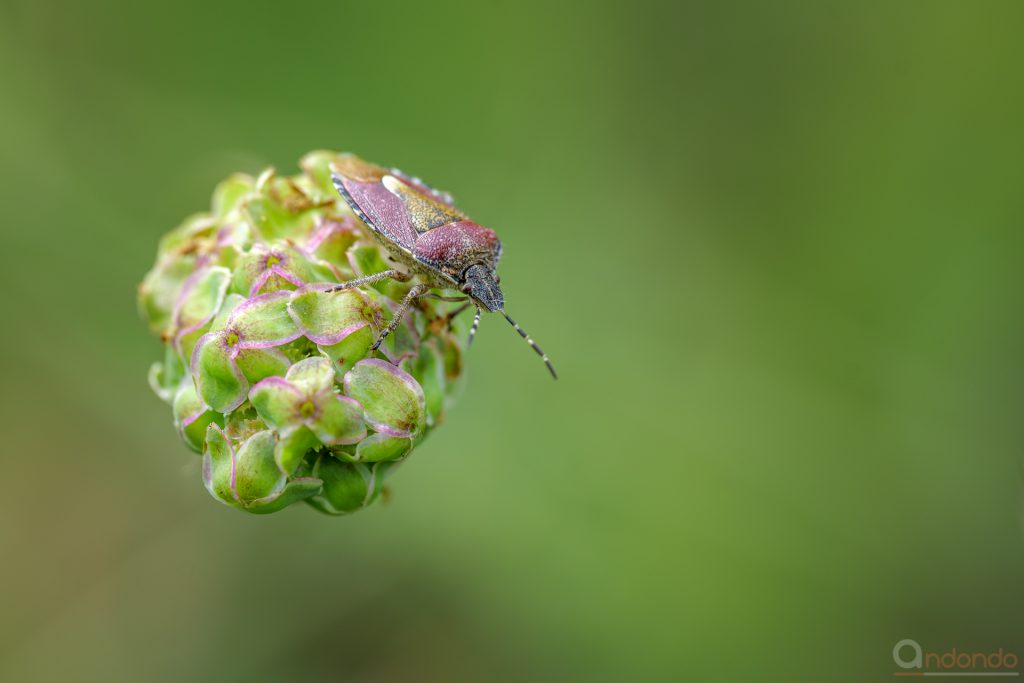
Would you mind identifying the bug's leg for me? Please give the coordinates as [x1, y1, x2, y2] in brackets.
[501, 311, 557, 379]
[426, 301, 471, 335]
[371, 283, 430, 351]
[421, 294, 470, 330]
[433, 301, 473, 333]
[467, 306, 482, 348]
[445, 301, 471, 321]
[328, 269, 411, 293]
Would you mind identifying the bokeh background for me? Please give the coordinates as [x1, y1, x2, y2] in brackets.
[2, 1, 1023, 681]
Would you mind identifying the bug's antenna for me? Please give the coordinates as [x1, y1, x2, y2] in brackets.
[501, 311, 557, 379]
[467, 306, 482, 348]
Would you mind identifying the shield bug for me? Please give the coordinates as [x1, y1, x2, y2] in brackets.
[328, 153, 556, 379]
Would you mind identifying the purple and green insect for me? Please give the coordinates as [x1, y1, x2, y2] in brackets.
[329, 154, 557, 379]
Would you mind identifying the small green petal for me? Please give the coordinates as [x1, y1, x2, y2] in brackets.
[288, 286, 370, 346]
[276, 426, 320, 475]
[223, 407, 271, 443]
[244, 194, 291, 242]
[247, 478, 322, 514]
[148, 347, 184, 404]
[354, 433, 412, 463]
[308, 455, 373, 514]
[249, 377, 302, 430]
[348, 244, 387, 282]
[154, 213, 214, 256]
[229, 291, 301, 348]
[148, 362, 173, 404]
[212, 173, 255, 217]
[310, 394, 366, 446]
[304, 219, 359, 265]
[174, 267, 232, 361]
[138, 252, 196, 334]
[236, 347, 291, 383]
[378, 299, 420, 359]
[210, 293, 245, 332]
[348, 245, 409, 300]
[214, 224, 249, 265]
[230, 247, 268, 296]
[192, 333, 247, 413]
[280, 245, 335, 285]
[441, 331, 465, 397]
[203, 424, 236, 504]
[175, 266, 230, 338]
[285, 356, 335, 394]
[368, 460, 399, 502]
[343, 359, 426, 438]
[173, 382, 220, 453]
[244, 188, 319, 243]
[319, 325, 373, 378]
[299, 149, 339, 199]
[176, 328, 207, 366]
[402, 341, 445, 426]
[232, 431, 285, 504]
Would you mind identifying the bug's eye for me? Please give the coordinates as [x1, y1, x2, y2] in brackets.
[494, 273, 501, 284]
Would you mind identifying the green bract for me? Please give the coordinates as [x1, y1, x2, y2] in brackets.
[139, 151, 467, 515]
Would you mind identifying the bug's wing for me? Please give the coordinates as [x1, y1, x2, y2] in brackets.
[333, 154, 389, 183]
[331, 155, 417, 253]
[381, 174, 468, 234]
[388, 167, 458, 207]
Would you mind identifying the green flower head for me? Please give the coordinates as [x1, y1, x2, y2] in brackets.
[139, 151, 467, 515]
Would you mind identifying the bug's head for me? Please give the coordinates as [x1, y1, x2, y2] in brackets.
[462, 264, 504, 312]
[460, 264, 557, 380]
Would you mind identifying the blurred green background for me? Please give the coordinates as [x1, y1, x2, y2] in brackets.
[2, 1, 1023, 681]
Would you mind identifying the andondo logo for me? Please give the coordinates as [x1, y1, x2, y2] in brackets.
[893, 639, 1019, 677]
